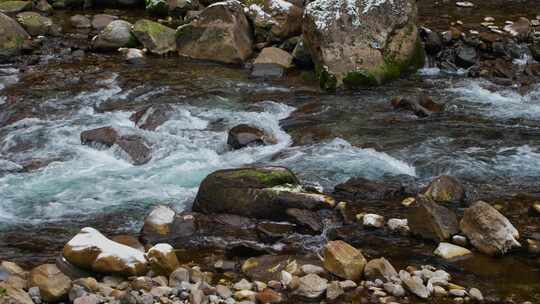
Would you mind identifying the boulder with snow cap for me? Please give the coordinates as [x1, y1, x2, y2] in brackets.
[63, 227, 148, 276]
[175, 0, 253, 64]
[146, 243, 179, 276]
[245, 0, 302, 42]
[302, 0, 423, 89]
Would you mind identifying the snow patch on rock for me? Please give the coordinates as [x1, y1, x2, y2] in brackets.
[147, 205, 175, 226]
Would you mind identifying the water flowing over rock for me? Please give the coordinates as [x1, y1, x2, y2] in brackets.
[132, 19, 176, 55]
[460, 201, 521, 256]
[130, 104, 173, 131]
[323, 240, 366, 281]
[407, 195, 459, 241]
[193, 167, 334, 219]
[29, 264, 72, 303]
[302, 0, 423, 89]
[63, 227, 148, 276]
[0, 12, 29, 58]
[423, 175, 465, 204]
[176, 0, 253, 64]
[92, 20, 137, 51]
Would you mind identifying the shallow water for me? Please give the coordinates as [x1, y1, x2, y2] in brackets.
[1, 51, 540, 301]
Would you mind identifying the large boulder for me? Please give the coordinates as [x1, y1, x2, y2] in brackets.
[302, 0, 423, 89]
[132, 19, 176, 55]
[28, 264, 72, 303]
[92, 20, 137, 51]
[0, 12, 29, 58]
[460, 201, 521, 256]
[192, 167, 335, 219]
[323, 240, 366, 281]
[15, 12, 54, 37]
[63, 227, 148, 276]
[407, 195, 459, 241]
[245, 0, 302, 42]
[176, 0, 253, 64]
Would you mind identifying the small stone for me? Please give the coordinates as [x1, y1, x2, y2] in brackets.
[323, 240, 366, 281]
[300, 264, 325, 275]
[216, 285, 232, 298]
[449, 289, 467, 297]
[399, 270, 429, 299]
[469, 288, 483, 301]
[364, 258, 398, 282]
[456, 1, 474, 7]
[383, 282, 405, 297]
[402, 197, 415, 206]
[29, 264, 72, 303]
[256, 288, 283, 303]
[387, 218, 409, 234]
[280, 271, 293, 287]
[434, 242, 472, 260]
[484, 17, 494, 22]
[234, 289, 257, 301]
[233, 279, 253, 291]
[294, 274, 328, 298]
[339, 280, 357, 290]
[326, 281, 344, 300]
[73, 294, 99, 304]
[362, 214, 385, 228]
[433, 286, 447, 296]
[169, 268, 190, 287]
[452, 235, 468, 247]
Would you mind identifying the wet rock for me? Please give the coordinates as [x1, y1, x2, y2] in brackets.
[91, 14, 118, 31]
[70, 15, 91, 28]
[452, 235, 468, 247]
[363, 258, 397, 282]
[286, 208, 322, 233]
[92, 20, 137, 50]
[323, 240, 366, 281]
[423, 175, 465, 204]
[81, 126, 119, 148]
[130, 104, 173, 131]
[333, 177, 405, 201]
[362, 214, 384, 228]
[15, 12, 54, 36]
[114, 135, 152, 165]
[291, 38, 312, 68]
[140, 205, 176, 239]
[132, 19, 176, 55]
[193, 167, 334, 219]
[387, 218, 409, 234]
[118, 47, 146, 64]
[0, 1, 31, 14]
[257, 287, 283, 303]
[0, 12, 29, 58]
[460, 201, 521, 256]
[242, 255, 322, 283]
[455, 46, 477, 68]
[399, 270, 429, 299]
[257, 221, 296, 241]
[176, 0, 253, 64]
[294, 273, 327, 298]
[434, 242, 472, 260]
[408, 195, 459, 241]
[0, 281, 33, 304]
[29, 264, 72, 302]
[252, 47, 293, 78]
[420, 27, 443, 55]
[63, 227, 148, 276]
[302, 0, 422, 89]
[227, 124, 269, 149]
[55, 257, 95, 280]
[146, 243, 179, 276]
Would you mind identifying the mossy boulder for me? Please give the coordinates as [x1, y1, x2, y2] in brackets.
[193, 167, 335, 219]
[0, 12, 29, 59]
[176, 0, 253, 64]
[132, 19, 176, 55]
[303, 0, 423, 90]
[92, 20, 138, 51]
[16, 12, 54, 36]
[0, 0, 30, 14]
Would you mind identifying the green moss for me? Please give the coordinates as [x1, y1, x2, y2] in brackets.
[315, 64, 337, 91]
[226, 168, 298, 187]
[0, 287, 6, 298]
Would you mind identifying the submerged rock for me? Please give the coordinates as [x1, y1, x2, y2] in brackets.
[63, 227, 148, 276]
[423, 175, 465, 204]
[0, 12, 29, 58]
[92, 20, 137, 51]
[176, 0, 253, 64]
[323, 240, 366, 281]
[29, 264, 72, 303]
[130, 104, 173, 131]
[408, 195, 459, 241]
[114, 135, 152, 165]
[460, 201, 521, 255]
[132, 19, 176, 55]
[193, 167, 334, 219]
[227, 124, 269, 149]
[302, 0, 423, 89]
[252, 47, 293, 78]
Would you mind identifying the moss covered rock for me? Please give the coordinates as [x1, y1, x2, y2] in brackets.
[0, 0, 30, 13]
[132, 19, 176, 55]
[303, 0, 423, 90]
[92, 20, 137, 51]
[193, 167, 335, 219]
[16, 12, 53, 36]
[0, 12, 29, 59]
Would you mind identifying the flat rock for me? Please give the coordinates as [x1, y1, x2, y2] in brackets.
[434, 242, 472, 260]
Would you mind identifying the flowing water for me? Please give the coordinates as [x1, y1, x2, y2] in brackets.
[2, 17, 540, 301]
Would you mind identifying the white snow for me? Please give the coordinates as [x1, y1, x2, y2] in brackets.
[67, 227, 147, 267]
[362, 0, 394, 14]
[147, 205, 175, 226]
[148, 243, 174, 255]
[268, 0, 293, 13]
[208, 0, 241, 8]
